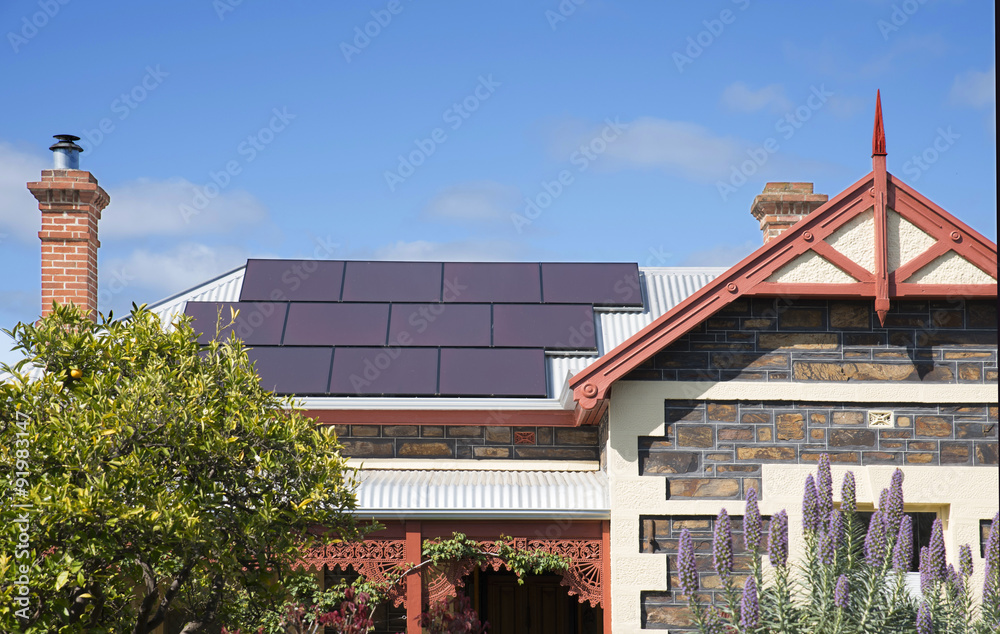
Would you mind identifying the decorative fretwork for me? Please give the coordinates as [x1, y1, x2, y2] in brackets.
[299, 536, 605, 610]
[300, 539, 409, 607]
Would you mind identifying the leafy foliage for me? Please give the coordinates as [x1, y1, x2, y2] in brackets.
[676, 454, 997, 634]
[0, 304, 362, 633]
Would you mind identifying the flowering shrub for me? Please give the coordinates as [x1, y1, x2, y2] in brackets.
[419, 594, 489, 634]
[676, 454, 1000, 633]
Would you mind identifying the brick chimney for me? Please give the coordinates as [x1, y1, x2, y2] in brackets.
[750, 182, 828, 243]
[27, 135, 110, 320]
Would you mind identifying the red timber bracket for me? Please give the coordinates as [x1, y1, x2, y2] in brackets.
[570, 91, 998, 414]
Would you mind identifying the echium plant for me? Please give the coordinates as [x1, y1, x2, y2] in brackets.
[676, 455, 997, 634]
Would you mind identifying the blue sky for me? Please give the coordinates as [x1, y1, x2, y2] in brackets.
[0, 0, 995, 364]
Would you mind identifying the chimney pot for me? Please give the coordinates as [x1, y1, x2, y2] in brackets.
[49, 134, 84, 169]
[750, 182, 828, 243]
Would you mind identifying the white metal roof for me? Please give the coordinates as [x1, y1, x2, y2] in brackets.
[143, 264, 724, 399]
[351, 469, 609, 519]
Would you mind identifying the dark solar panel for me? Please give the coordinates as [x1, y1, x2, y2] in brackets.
[438, 348, 547, 396]
[341, 261, 442, 302]
[240, 259, 345, 301]
[541, 262, 642, 306]
[387, 303, 491, 346]
[492, 304, 597, 349]
[245, 346, 333, 395]
[442, 262, 541, 303]
[329, 347, 439, 396]
[184, 302, 287, 345]
[283, 303, 389, 346]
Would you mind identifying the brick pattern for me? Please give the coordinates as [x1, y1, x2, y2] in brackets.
[625, 299, 997, 384]
[750, 182, 828, 243]
[329, 424, 599, 460]
[639, 401, 998, 496]
[639, 514, 771, 630]
[27, 169, 110, 319]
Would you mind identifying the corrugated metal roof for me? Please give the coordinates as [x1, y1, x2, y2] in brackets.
[353, 469, 609, 519]
[147, 265, 246, 328]
[144, 263, 722, 398]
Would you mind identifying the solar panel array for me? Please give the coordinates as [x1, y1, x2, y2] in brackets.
[185, 260, 641, 397]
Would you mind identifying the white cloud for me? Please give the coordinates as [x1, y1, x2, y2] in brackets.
[0, 142, 48, 242]
[103, 178, 271, 239]
[571, 117, 744, 181]
[101, 242, 259, 307]
[950, 66, 995, 108]
[721, 82, 793, 114]
[0, 142, 273, 243]
[422, 181, 521, 223]
[373, 238, 532, 262]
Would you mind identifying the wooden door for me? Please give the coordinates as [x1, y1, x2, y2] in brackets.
[482, 573, 571, 634]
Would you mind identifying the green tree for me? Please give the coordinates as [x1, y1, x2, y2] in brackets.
[0, 304, 362, 633]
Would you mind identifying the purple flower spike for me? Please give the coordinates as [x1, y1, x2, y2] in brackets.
[677, 528, 699, 596]
[916, 602, 933, 634]
[829, 510, 844, 549]
[841, 471, 857, 515]
[713, 509, 734, 582]
[919, 546, 935, 595]
[704, 608, 724, 634]
[803, 474, 819, 534]
[819, 530, 835, 566]
[959, 544, 973, 577]
[834, 574, 850, 609]
[884, 469, 905, 535]
[740, 576, 760, 630]
[769, 509, 789, 568]
[744, 487, 762, 552]
[865, 510, 887, 567]
[929, 519, 947, 580]
[816, 454, 833, 521]
[984, 513, 999, 615]
[892, 515, 913, 572]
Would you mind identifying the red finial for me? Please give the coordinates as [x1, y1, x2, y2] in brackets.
[872, 90, 886, 156]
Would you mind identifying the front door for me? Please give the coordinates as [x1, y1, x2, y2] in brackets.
[478, 570, 601, 634]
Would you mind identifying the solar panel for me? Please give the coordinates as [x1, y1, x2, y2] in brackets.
[283, 303, 389, 346]
[240, 259, 345, 301]
[492, 304, 597, 349]
[245, 346, 333, 395]
[442, 262, 541, 303]
[341, 261, 442, 302]
[388, 303, 491, 346]
[438, 348, 547, 396]
[541, 262, 642, 306]
[184, 302, 287, 345]
[329, 347, 439, 396]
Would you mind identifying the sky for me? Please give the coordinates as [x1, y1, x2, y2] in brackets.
[0, 0, 995, 366]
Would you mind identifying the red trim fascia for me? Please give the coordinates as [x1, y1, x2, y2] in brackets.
[892, 240, 952, 283]
[748, 282, 875, 297]
[892, 283, 998, 298]
[891, 178, 998, 279]
[569, 169, 997, 414]
[304, 408, 577, 427]
[568, 172, 875, 410]
[420, 519, 603, 540]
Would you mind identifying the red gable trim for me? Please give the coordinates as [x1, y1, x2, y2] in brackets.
[569, 170, 997, 412]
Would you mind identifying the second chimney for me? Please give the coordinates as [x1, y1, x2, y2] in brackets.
[750, 182, 828, 243]
[27, 135, 109, 320]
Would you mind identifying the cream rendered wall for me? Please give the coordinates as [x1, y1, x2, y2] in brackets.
[606, 380, 999, 634]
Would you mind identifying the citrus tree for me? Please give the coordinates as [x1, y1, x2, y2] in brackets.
[0, 304, 362, 633]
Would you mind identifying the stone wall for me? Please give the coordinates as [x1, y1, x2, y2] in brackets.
[639, 401, 998, 500]
[330, 424, 599, 460]
[639, 514, 770, 630]
[625, 299, 997, 384]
